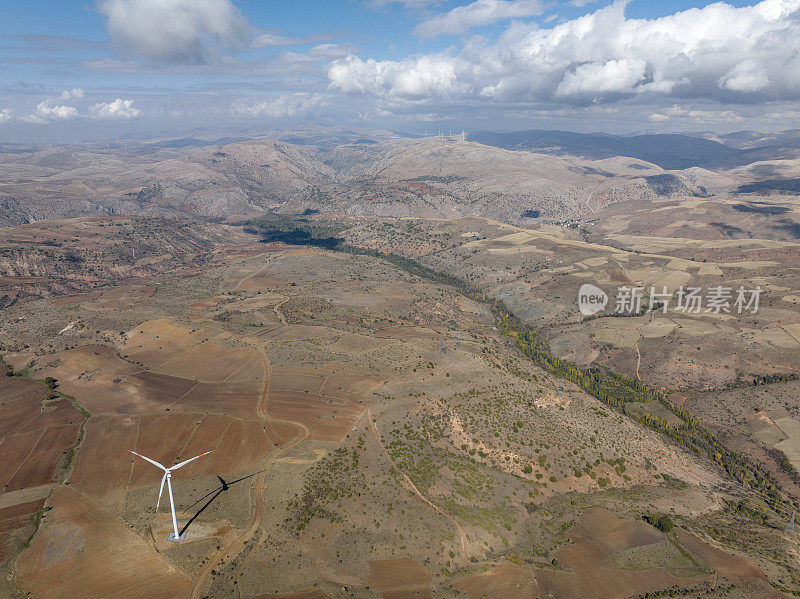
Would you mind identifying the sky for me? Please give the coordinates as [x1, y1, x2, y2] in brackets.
[0, 0, 799, 141]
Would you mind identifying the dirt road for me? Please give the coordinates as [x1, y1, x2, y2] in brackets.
[189, 342, 309, 599]
[365, 408, 467, 553]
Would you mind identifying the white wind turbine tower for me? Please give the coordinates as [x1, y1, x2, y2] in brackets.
[129, 449, 213, 541]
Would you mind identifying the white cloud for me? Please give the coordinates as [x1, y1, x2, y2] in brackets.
[89, 98, 142, 119]
[330, 0, 800, 106]
[0, 109, 13, 124]
[278, 43, 359, 64]
[12, 95, 141, 125]
[329, 54, 463, 98]
[232, 94, 327, 119]
[556, 58, 647, 97]
[648, 112, 670, 123]
[414, 0, 543, 38]
[98, 0, 252, 64]
[719, 59, 770, 92]
[61, 88, 84, 100]
[23, 101, 80, 123]
[648, 104, 744, 123]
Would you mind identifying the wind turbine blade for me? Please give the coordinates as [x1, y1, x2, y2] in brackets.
[156, 472, 167, 512]
[169, 450, 213, 471]
[129, 450, 167, 471]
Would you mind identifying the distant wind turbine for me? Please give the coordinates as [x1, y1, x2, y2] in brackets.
[129, 449, 212, 541]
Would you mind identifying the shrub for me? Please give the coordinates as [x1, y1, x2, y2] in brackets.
[644, 512, 674, 533]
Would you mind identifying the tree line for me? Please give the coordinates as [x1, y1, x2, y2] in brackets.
[244, 217, 798, 521]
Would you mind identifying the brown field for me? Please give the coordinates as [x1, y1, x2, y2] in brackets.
[497, 507, 782, 599]
[0, 376, 81, 565]
[124, 318, 260, 383]
[15, 486, 192, 599]
[267, 390, 365, 441]
[374, 326, 441, 340]
[83, 284, 155, 311]
[49, 290, 103, 306]
[675, 529, 783, 598]
[532, 508, 687, 599]
[70, 412, 270, 512]
[236, 271, 292, 292]
[187, 295, 226, 320]
[0, 497, 45, 561]
[68, 415, 140, 510]
[267, 367, 377, 441]
[37, 348, 250, 416]
[773, 416, 800, 472]
[256, 324, 330, 342]
[6, 425, 79, 491]
[367, 558, 432, 599]
[256, 591, 331, 599]
[455, 562, 539, 598]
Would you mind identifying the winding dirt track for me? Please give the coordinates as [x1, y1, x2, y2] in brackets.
[191, 264, 467, 595]
[635, 339, 642, 381]
[189, 340, 308, 599]
[365, 408, 467, 553]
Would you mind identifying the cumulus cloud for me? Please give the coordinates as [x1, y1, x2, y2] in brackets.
[12, 96, 141, 125]
[414, 0, 543, 37]
[60, 88, 84, 100]
[556, 58, 647, 97]
[98, 0, 253, 64]
[648, 105, 744, 123]
[22, 101, 81, 123]
[89, 98, 142, 119]
[232, 94, 328, 119]
[330, 0, 800, 107]
[329, 54, 463, 98]
[719, 59, 771, 93]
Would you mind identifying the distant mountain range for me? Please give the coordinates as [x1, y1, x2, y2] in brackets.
[468, 130, 748, 170]
[2, 127, 800, 225]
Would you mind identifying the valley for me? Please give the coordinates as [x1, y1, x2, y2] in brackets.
[0, 129, 799, 598]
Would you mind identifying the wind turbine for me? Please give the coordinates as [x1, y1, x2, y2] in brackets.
[129, 449, 212, 541]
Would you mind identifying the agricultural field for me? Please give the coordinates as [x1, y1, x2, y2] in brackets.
[348, 210, 800, 510]
[0, 214, 795, 598]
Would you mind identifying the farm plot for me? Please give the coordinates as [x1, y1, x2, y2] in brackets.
[70, 412, 270, 511]
[15, 486, 192, 599]
[33, 345, 262, 418]
[525, 508, 781, 599]
[85, 284, 155, 311]
[256, 324, 330, 342]
[0, 376, 81, 561]
[773, 416, 800, 472]
[454, 562, 538, 599]
[374, 326, 440, 340]
[267, 367, 378, 442]
[531, 508, 700, 599]
[366, 558, 432, 599]
[123, 318, 260, 383]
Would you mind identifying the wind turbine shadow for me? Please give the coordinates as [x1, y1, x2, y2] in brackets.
[178, 472, 257, 537]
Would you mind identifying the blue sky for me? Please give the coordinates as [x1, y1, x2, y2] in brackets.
[1, 0, 798, 140]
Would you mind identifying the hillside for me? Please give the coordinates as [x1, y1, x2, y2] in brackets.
[1, 217, 794, 597]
